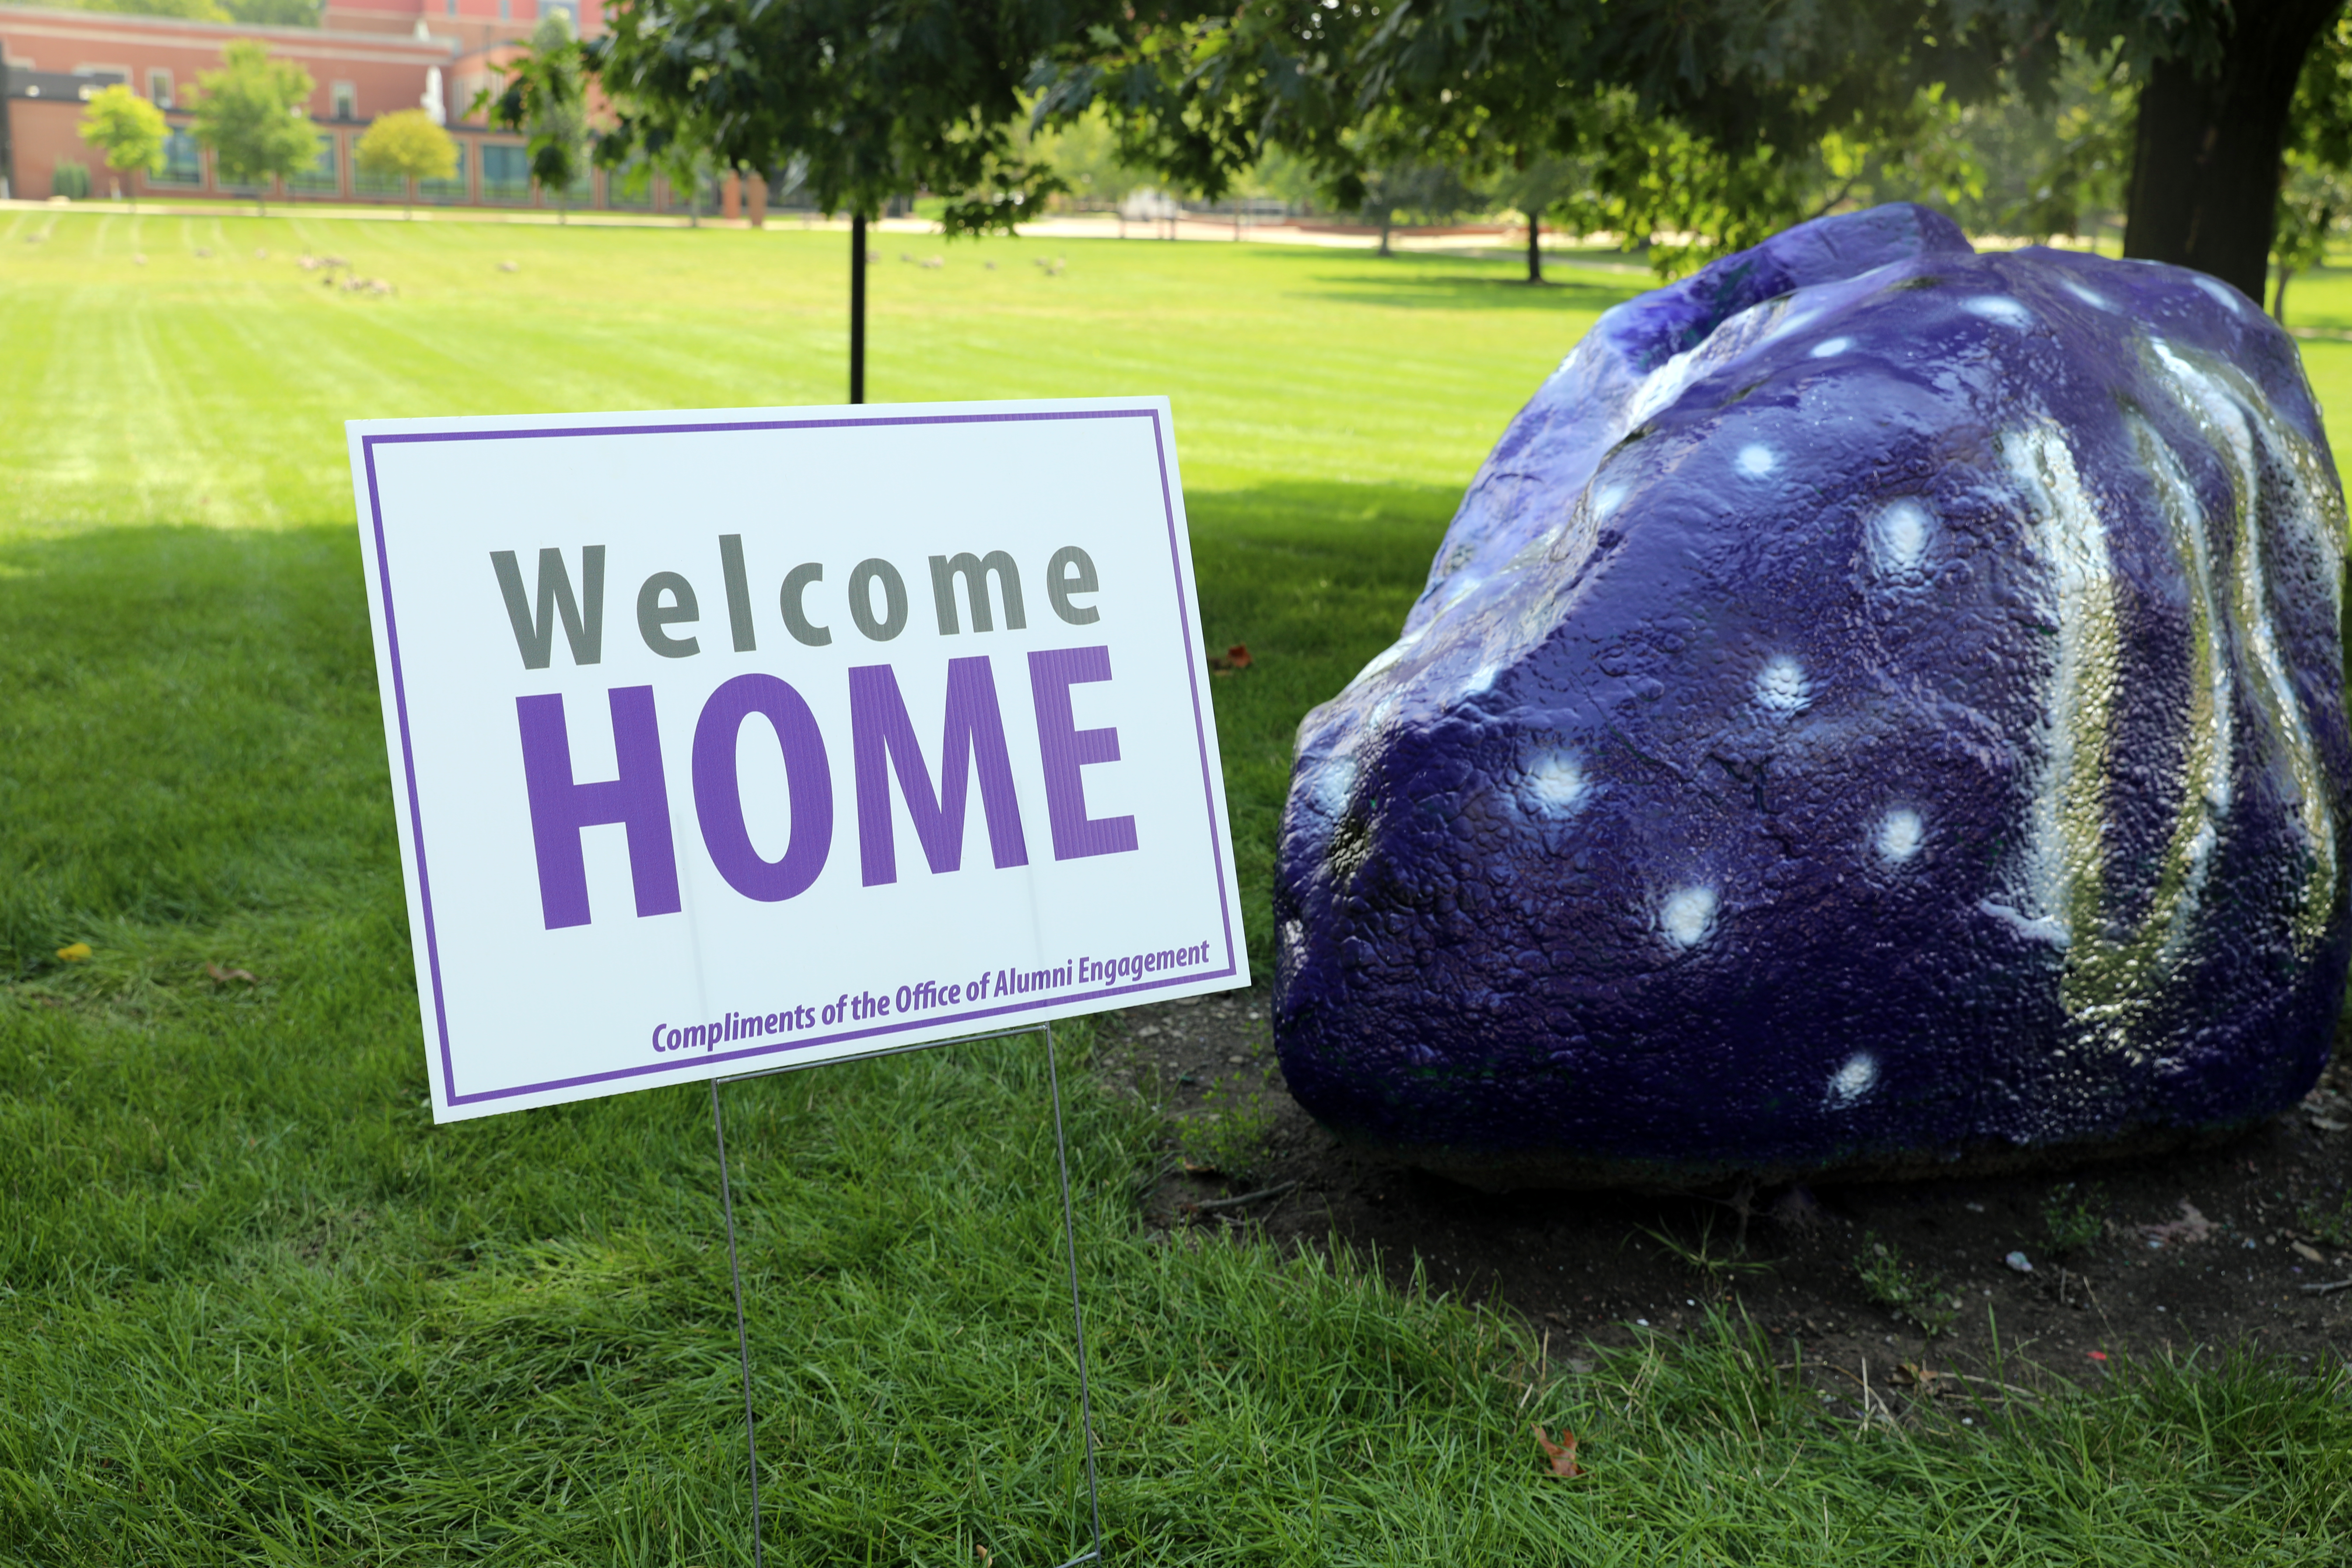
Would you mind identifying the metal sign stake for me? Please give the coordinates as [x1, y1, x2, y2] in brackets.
[711, 1077, 766, 1568]
[709, 1023, 1105, 1567]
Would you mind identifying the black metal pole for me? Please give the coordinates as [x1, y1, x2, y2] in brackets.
[849, 211, 867, 404]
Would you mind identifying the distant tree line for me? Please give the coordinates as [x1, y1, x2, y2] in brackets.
[561, 0, 2343, 312]
[56, 0, 2351, 315]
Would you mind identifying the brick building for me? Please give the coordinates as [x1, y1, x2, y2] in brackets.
[0, 2, 744, 215]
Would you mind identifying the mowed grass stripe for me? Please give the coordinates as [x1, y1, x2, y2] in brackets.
[1, 211, 2347, 1563]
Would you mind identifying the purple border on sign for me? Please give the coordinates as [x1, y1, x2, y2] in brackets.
[359, 407, 1240, 1108]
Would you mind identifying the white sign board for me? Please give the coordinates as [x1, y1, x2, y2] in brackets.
[349, 398, 1249, 1122]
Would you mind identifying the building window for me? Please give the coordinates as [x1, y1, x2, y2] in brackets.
[146, 68, 171, 107]
[331, 81, 356, 120]
[482, 141, 531, 202]
[355, 149, 403, 198]
[289, 133, 338, 195]
[497, 0, 510, 19]
[154, 129, 202, 186]
[445, 0, 456, 11]
[422, 141, 468, 204]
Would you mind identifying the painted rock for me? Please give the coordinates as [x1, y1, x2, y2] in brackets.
[1273, 203, 2351, 1188]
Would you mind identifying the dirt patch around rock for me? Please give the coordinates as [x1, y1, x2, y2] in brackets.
[1099, 985, 2352, 1409]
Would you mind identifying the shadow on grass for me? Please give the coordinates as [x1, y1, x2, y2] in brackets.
[0, 484, 1461, 982]
[1265, 247, 1650, 316]
[1185, 477, 1461, 973]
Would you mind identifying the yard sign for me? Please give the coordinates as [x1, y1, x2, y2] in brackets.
[349, 398, 1248, 1122]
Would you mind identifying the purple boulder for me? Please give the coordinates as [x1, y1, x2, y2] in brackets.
[1273, 204, 2351, 1187]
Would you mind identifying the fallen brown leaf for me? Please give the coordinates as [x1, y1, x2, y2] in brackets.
[1891, 1362, 1947, 1393]
[1532, 1423, 1582, 1478]
[1208, 643, 1253, 674]
[205, 964, 258, 985]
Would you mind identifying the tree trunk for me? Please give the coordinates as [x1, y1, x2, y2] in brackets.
[1378, 211, 1392, 256]
[2122, 0, 2339, 299]
[1525, 208, 1543, 284]
[2272, 264, 2292, 323]
[849, 211, 867, 405]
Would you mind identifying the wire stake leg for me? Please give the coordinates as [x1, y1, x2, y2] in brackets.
[1045, 1020, 1105, 1567]
[713, 1078, 765, 1568]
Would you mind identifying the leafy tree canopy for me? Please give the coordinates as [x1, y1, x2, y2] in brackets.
[564, 0, 2335, 293]
[486, 12, 590, 212]
[1035, 0, 2326, 291]
[584, 0, 1134, 231]
[355, 108, 459, 184]
[189, 38, 317, 209]
[78, 83, 169, 177]
[355, 105, 458, 215]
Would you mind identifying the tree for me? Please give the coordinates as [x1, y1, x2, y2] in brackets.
[656, 139, 716, 227]
[1926, 44, 2133, 244]
[2272, 162, 2350, 321]
[2272, 14, 2352, 323]
[487, 13, 589, 223]
[355, 107, 457, 219]
[1046, 1, 2348, 299]
[189, 39, 315, 216]
[2122, 0, 2341, 295]
[581, 0, 1129, 402]
[1027, 104, 1152, 211]
[77, 83, 167, 207]
[1360, 155, 1483, 258]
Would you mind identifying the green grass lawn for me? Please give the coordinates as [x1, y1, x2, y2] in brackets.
[3, 209, 2349, 1563]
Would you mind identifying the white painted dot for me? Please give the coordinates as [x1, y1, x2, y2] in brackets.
[1523, 752, 1589, 814]
[1462, 663, 1499, 696]
[2061, 279, 2113, 311]
[1311, 756, 1357, 817]
[1964, 295, 2033, 329]
[1827, 1053, 1877, 1107]
[1872, 500, 1932, 574]
[1591, 482, 1629, 520]
[1659, 886, 1717, 949]
[1876, 808, 1924, 863]
[1736, 444, 1777, 477]
[1809, 336, 1851, 359]
[1754, 655, 1811, 714]
[2191, 274, 2243, 314]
